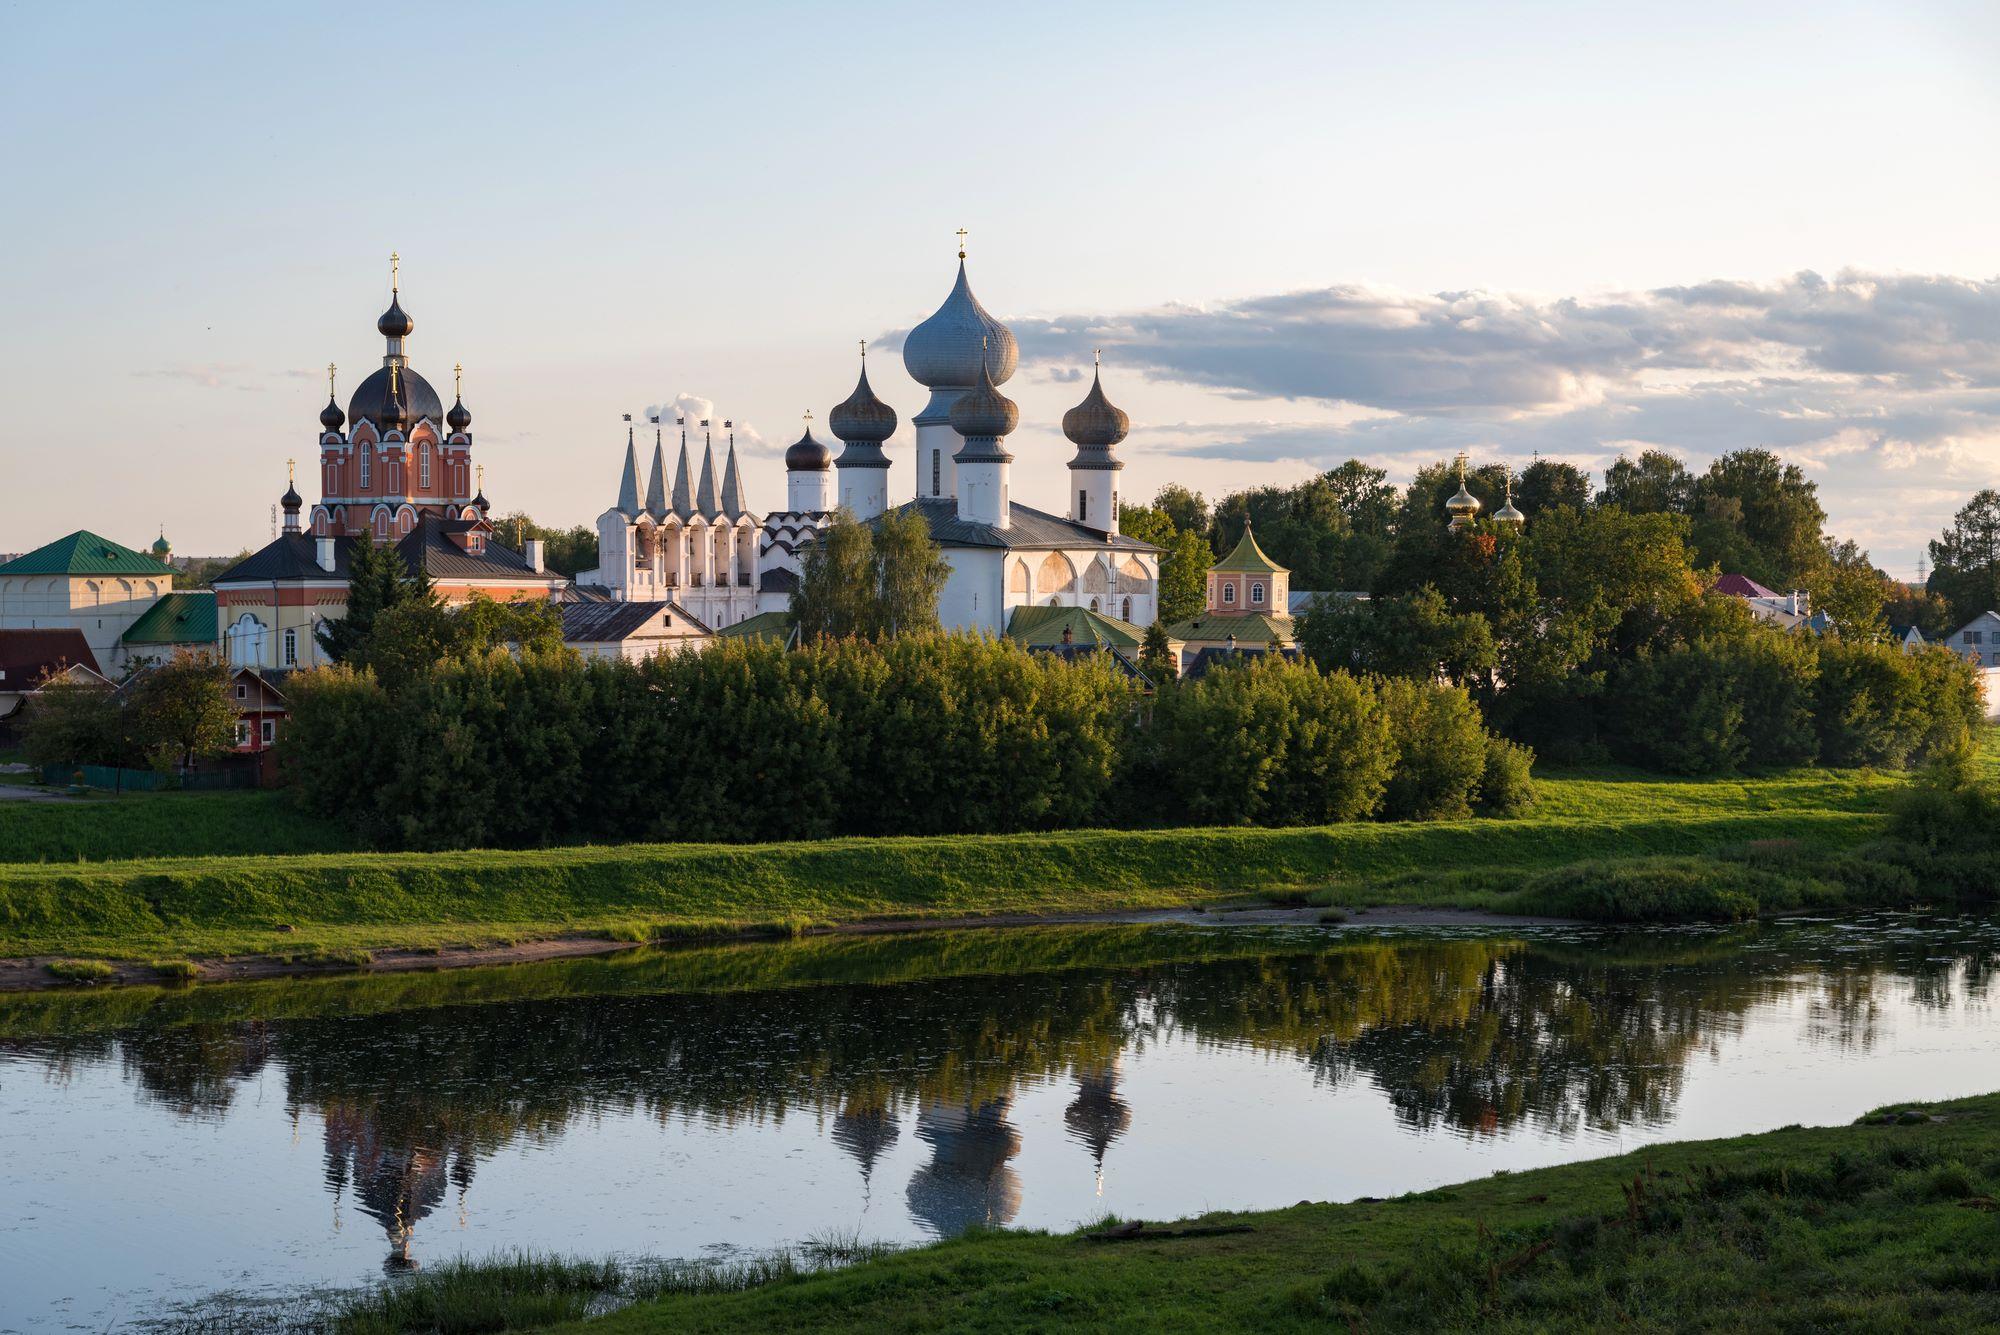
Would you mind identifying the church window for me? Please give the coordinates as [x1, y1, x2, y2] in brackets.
[1113, 489, 1119, 516]
[1079, 490, 1087, 522]
[419, 444, 432, 489]
[1090, 597, 1100, 612]
[1223, 582, 1236, 605]
[1251, 583, 1264, 605]
[1122, 597, 1132, 621]
[283, 628, 297, 667]
[931, 450, 941, 497]
[359, 450, 371, 489]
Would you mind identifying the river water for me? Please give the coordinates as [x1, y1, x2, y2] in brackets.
[2, 913, 1998, 1330]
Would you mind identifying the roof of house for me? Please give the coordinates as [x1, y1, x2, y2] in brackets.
[717, 610, 795, 644]
[1947, 610, 2000, 638]
[1026, 642, 1155, 683]
[0, 530, 176, 578]
[122, 591, 218, 645]
[882, 498, 1161, 554]
[212, 515, 559, 588]
[1182, 645, 1301, 679]
[1712, 573, 1781, 599]
[0, 629, 103, 685]
[559, 600, 707, 642]
[1005, 603, 1147, 650]
[1211, 523, 1287, 574]
[1165, 611, 1296, 643]
[759, 566, 799, 594]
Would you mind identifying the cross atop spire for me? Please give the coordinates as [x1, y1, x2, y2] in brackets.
[1093, 347, 1102, 368]
[453, 362, 463, 396]
[956, 227, 968, 259]
[389, 250, 400, 291]
[389, 360, 400, 395]
[804, 410, 814, 426]
[859, 338, 867, 360]
[326, 363, 337, 396]
[287, 457, 296, 485]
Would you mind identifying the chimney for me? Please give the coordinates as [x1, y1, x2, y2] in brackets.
[1061, 624, 1075, 645]
[316, 536, 336, 572]
[524, 538, 546, 574]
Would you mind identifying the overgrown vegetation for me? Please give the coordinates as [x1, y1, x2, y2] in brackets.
[21, 654, 237, 774]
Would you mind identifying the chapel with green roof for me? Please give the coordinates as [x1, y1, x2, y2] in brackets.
[1164, 519, 1297, 664]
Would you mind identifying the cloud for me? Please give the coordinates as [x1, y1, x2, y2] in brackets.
[641, 393, 772, 454]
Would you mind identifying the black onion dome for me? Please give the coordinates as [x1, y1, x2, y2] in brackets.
[281, 481, 303, 511]
[446, 395, 471, 432]
[949, 355, 1018, 439]
[785, 428, 834, 471]
[472, 489, 489, 513]
[380, 386, 409, 433]
[1061, 368, 1129, 448]
[377, 291, 414, 338]
[828, 365, 898, 443]
[347, 362, 444, 430]
[320, 395, 345, 432]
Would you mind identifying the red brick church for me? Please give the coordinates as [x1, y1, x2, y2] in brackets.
[212, 260, 563, 671]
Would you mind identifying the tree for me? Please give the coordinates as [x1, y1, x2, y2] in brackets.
[1152, 484, 1210, 544]
[491, 511, 600, 578]
[1139, 621, 1176, 682]
[1927, 489, 2000, 628]
[1296, 587, 1497, 685]
[316, 534, 415, 664]
[1599, 450, 1694, 515]
[1160, 529, 1212, 624]
[1883, 581, 1954, 640]
[20, 675, 126, 770]
[1691, 449, 1828, 590]
[1516, 459, 1592, 516]
[1814, 539, 1888, 640]
[873, 507, 951, 636]
[127, 654, 236, 772]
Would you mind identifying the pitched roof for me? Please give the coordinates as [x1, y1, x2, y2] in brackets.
[1165, 611, 1296, 643]
[211, 516, 561, 588]
[883, 498, 1161, 553]
[1712, 573, 1781, 599]
[0, 530, 176, 578]
[0, 629, 102, 684]
[1212, 522, 1286, 574]
[1027, 642, 1154, 683]
[1005, 603, 1146, 650]
[717, 610, 794, 644]
[560, 600, 707, 642]
[122, 591, 218, 645]
[1182, 645, 1301, 679]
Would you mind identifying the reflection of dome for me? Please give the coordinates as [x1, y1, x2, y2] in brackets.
[905, 1096, 1023, 1236]
[1063, 1064, 1131, 1170]
[321, 1103, 460, 1272]
[902, 260, 1018, 390]
[831, 1099, 901, 1187]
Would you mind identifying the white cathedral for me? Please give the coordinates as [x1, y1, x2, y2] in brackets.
[579, 252, 1161, 634]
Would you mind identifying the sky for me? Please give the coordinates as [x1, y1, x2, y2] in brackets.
[3, 1, 1998, 576]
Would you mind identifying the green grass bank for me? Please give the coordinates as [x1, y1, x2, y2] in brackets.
[0, 737, 1989, 969]
[312, 1090, 2000, 1333]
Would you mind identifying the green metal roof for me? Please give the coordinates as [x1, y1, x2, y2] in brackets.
[718, 610, 794, 644]
[1005, 604, 1146, 650]
[122, 591, 218, 645]
[1211, 522, 1287, 575]
[0, 530, 176, 578]
[1165, 611, 1295, 643]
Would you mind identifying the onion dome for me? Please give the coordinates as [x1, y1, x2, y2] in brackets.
[903, 259, 1018, 390]
[1444, 453, 1480, 530]
[949, 352, 1019, 439]
[785, 426, 834, 472]
[1494, 476, 1525, 529]
[377, 290, 414, 339]
[280, 479, 302, 512]
[151, 530, 172, 559]
[473, 489, 489, 515]
[1063, 363, 1129, 471]
[348, 363, 443, 430]
[446, 394, 471, 433]
[380, 385, 409, 434]
[829, 363, 897, 443]
[320, 395, 345, 432]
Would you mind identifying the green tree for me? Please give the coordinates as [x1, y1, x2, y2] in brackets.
[127, 653, 236, 772]
[1814, 539, 1888, 640]
[1159, 529, 1212, 625]
[491, 511, 600, 578]
[1599, 450, 1694, 515]
[1139, 621, 1175, 682]
[1691, 449, 1828, 590]
[316, 534, 412, 664]
[1883, 582, 1954, 640]
[1516, 459, 1592, 515]
[1152, 484, 1210, 543]
[793, 512, 881, 642]
[20, 675, 126, 770]
[1295, 587, 1497, 685]
[873, 507, 951, 637]
[1927, 489, 2000, 628]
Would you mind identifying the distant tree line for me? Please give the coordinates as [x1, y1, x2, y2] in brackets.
[281, 637, 1534, 850]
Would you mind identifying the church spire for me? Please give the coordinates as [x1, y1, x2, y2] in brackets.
[615, 415, 642, 515]
[644, 414, 669, 517]
[671, 417, 693, 518]
[695, 422, 721, 518]
[720, 421, 744, 517]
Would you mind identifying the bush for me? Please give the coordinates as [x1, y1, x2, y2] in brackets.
[1374, 677, 1488, 820]
[1814, 640, 1981, 769]
[1477, 735, 1538, 815]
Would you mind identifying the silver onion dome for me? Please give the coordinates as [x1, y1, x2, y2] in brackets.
[1062, 366, 1129, 450]
[785, 427, 834, 472]
[949, 354, 1019, 440]
[829, 364, 897, 443]
[902, 260, 1018, 389]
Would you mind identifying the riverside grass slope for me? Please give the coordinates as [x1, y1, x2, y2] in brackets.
[538, 1090, 2000, 1334]
[2, 732, 1992, 968]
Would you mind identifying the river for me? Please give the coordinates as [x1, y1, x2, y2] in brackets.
[2, 913, 1997, 1330]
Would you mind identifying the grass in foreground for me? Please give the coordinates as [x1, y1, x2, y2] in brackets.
[414, 1091, 2000, 1334]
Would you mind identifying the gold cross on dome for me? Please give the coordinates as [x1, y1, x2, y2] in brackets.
[454, 362, 463, 396]
[326, 362, 337, 395]
[287, 457, 296, 485]
[390, 251, 400, 290]
[1093, 348, 1102, 367]
[477, 463, 485, 490]
[859, 338, 867, 360]
[804, 410, 814, 426]
[956, 228, 968, 259]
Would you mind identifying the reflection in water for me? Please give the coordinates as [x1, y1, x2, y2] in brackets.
[2, 914, 1999, 1318]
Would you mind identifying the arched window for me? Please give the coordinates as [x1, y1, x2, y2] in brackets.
[373, 508, 389, 540]
[1122, 597, 1132, 622]
[1251, 582, 1265, 605]
[1223, 582, 1236, 605]
[419, 443, 432, 489]
[282, 627, 298, 667]
[1090, 597, 1100, 612]
[358, 449, 372, 490]
[1008, 560, 1031, 598]
[226, 613, 266, 667]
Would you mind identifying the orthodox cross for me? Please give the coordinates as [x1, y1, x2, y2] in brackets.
[389, 251, 400, 291]
[956, 227, 968, 259]
[859, 338, 867, 360]
[1093, 347, 1102, 368]
[803, 410, 814, 427]
[326, 363, 337, 396]
[287, 457, 296, 485]
[453, 362, 463, 397]
[477, 463, 485, 492]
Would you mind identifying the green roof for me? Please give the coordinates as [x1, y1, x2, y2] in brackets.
[0, 530, 176, 578]
[1165, 611, 1295, 643]
[1005, 604, 1146, 650]
[1211, 522, 1287, 575]
[718, 610, 795, 644]
[122, 591, 217, 645]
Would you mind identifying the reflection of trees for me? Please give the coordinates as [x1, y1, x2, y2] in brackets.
[4, 919, 1996, 1253]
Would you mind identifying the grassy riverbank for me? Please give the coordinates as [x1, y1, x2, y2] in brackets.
[322, 1090, 2000, 1333]
[0, 734, 1990, 970]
